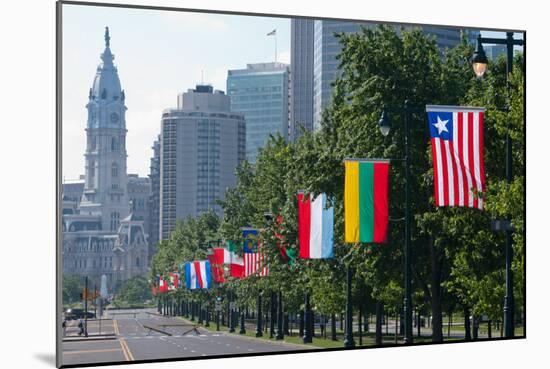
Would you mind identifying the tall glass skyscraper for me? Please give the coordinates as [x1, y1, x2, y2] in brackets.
[290, 19, 315, 142]
[310, 20, 478, 130]
[227, 62, 290, 163]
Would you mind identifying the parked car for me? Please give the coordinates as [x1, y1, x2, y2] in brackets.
[65, 308, 96, 320]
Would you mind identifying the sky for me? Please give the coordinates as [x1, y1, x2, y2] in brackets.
[61, 4, 523, 180]
[62, 4, 291, 179]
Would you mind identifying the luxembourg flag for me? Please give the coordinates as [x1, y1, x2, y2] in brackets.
[185, 261, 212, 289]
[297, 192, 334, 259]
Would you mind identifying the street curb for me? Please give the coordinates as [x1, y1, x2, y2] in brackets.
[215, 332, 320, 350]
[62, 335, 117, 342]
[173, 316, 318, 350]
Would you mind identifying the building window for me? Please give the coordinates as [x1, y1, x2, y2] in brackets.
[112, 163, 118, 177]
[136, 257, 140, 267]
[111, 137, 120, 152]
[110, 212, 120, 231]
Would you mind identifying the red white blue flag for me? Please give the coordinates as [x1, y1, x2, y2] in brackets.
[185, 261, 212, 289]
[426, 105, 486, 210]
[297, 192, 334, 259]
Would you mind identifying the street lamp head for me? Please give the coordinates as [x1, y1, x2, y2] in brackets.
[472, 34, 488, 78]
[378, 107, 390, 136]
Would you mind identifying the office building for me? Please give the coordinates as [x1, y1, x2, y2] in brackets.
[290, 19, 315, 142]
[159, 85, 246, 240]
[227, 62, 290, 162]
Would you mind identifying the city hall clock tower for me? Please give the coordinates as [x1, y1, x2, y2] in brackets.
[79, 27, 129, 232]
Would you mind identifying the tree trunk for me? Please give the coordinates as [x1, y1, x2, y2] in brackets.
[375, 300, 383, 345]
[331, 313, 337, 341]
[463, 306, 471, 341]
[358, 305, 363, 346]
[284, 314, 290, 335]
[447, 311, 451, 338]
[488, 320, 492, 338]
[430, 237, 443, 342]
[473, 316, 479, 340]
[394, 309, 398, 344]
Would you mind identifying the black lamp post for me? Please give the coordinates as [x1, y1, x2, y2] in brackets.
[471, 32, 524, 338]
[276, 290, 284, 340]
[378, 100, 423, 345]
[303, 293, 312, 343]
[343, 266, 355, 348]
[256, 291, 263, 337]
[240, 308, 246, 334]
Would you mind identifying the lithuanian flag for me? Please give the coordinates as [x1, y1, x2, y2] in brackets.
[344, 160, 389, 243]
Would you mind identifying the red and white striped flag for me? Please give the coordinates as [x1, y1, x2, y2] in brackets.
[244, 252, 269, 277]
[426, 105, 486, 210]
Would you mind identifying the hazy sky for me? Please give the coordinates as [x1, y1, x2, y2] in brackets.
[61, 4, 522, 180]
[62, 4, 291, 179]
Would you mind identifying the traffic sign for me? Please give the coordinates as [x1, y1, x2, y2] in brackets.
[215, 301, 222, 312]
[229, 302, 236, 310]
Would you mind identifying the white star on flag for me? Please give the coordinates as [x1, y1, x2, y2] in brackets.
[433, 116, 449, 135]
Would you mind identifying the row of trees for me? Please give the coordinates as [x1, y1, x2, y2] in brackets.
[151, 26, 524, 343]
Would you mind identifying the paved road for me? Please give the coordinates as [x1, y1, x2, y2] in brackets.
[62, 309, 313, 366]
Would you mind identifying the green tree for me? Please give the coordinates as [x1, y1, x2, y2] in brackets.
[114, 276, 151, 306]
[63, 275, 82, 305]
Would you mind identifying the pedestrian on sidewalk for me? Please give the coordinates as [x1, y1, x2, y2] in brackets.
[78, 319, 84, 336]
[62, 320, 67, 336]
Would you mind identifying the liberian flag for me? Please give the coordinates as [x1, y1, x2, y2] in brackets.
[297, 192, 334, 259]
[243, 228, 269, 277]
[344, 159, 389, 243]
[426, 105, 486, 210]
[185, 261, 212, 289]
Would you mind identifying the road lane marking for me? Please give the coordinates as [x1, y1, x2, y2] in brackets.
[64, 348, 122, 355]
[119, 338, 134, 361]
[119, 339, 130, 361]
[113, 319, 120, 335]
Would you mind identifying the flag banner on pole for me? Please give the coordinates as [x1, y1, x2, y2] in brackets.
[243, 228, 269, 277]
[185, 261, 212, 289]
[226, 240, 245, 278]
[168, 272, 179, 290]
[207, 251, 226, 283]
[297, 192, 334, 259]
[426, 105, 486, 210]
[159, 275, 168, 293]
[244, 252, 269, 277]
[344, 159, 390, 243]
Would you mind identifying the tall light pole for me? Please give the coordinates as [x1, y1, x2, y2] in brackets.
[343, 266, 355, 348]
[378, 100, 423, 344]
[471, 32, 524, 338]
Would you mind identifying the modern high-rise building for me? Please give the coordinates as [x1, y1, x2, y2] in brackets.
[159, 85, 246, 240]
[308, 20, 478, 129]
[148, 135, 161, 256]
[484, 44, 507, 60]
[290, 19, 315, 142]
[61, 28, 149, 289]
[227, 62, 290, 162]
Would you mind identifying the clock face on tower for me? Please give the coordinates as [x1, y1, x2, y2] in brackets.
[110, 112, 120, 123]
